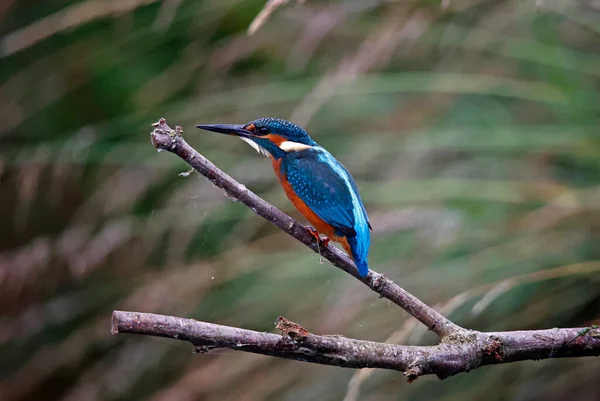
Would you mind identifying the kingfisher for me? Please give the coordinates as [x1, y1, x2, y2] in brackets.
[196, 118, 371, 277]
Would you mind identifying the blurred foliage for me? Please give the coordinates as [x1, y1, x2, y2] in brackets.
[1, 0, 600, 400]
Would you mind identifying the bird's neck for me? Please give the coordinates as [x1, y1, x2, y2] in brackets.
[242, 135, 319, 160]
[252, 137, 288, 159]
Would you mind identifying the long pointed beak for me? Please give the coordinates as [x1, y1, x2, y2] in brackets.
[196, 123, 253, 138]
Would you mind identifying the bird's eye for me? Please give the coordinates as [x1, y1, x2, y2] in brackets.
[257, 127, 269, 135]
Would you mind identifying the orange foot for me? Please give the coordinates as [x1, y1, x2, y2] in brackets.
[306, 226, 330, 247]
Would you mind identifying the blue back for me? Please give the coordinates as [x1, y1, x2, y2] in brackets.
[281, 147, 371, 276]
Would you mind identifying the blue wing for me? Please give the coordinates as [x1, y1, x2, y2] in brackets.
[281, 149, 367, 237]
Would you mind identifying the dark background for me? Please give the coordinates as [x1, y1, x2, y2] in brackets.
[1, 1, 600, 400]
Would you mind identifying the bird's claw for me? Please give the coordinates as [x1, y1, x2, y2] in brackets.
[306, 226, 330, 247]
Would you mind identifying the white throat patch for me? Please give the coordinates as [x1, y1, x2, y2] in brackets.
[240, 137, 313, 156]
[239, 137, 270, 157]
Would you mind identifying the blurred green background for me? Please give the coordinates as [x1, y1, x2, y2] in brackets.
[1, 0, 600, 400]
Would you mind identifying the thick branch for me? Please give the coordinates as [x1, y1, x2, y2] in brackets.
[149, 118, 461, 337]
[124, 119, 600, 381]
[112, 311, 600, 380]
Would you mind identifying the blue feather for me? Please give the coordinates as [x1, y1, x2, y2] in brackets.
[281, 147, 371, 276]
[348, 236, 369, 277]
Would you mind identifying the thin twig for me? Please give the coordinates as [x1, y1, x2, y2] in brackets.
[148, 118, 461, 338]
[112, 311, 600, 380]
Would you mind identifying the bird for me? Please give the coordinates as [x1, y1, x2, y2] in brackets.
[196, 118, 371, 277]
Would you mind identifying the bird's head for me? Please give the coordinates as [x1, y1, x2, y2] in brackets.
[196, 117, 317, 159]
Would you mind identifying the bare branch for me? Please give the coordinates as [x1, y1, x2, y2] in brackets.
[112, 311, 600, 380]
[148, 118, 461, 338]
[108, 119, 600, 381]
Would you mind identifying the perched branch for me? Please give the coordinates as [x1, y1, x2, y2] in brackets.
[112, 311, 600, 380]
[125, 118, 600, 381]
[148, 118, 461, 337]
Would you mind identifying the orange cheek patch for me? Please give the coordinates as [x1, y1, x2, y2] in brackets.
[264, 134, 286, 145]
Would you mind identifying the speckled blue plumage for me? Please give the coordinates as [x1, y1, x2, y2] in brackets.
[281, 147, 371, 276]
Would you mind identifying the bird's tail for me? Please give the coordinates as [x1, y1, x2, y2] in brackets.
[347, 235, 369, 277]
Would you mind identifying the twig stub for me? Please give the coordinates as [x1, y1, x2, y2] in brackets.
[276, 316, 310, 340]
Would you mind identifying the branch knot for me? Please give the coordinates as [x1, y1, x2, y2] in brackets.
[404, 355, 429, 383]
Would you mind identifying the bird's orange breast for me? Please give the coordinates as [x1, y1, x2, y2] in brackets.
[271, 158, 335, 237]
[270, 158, 352, 257]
